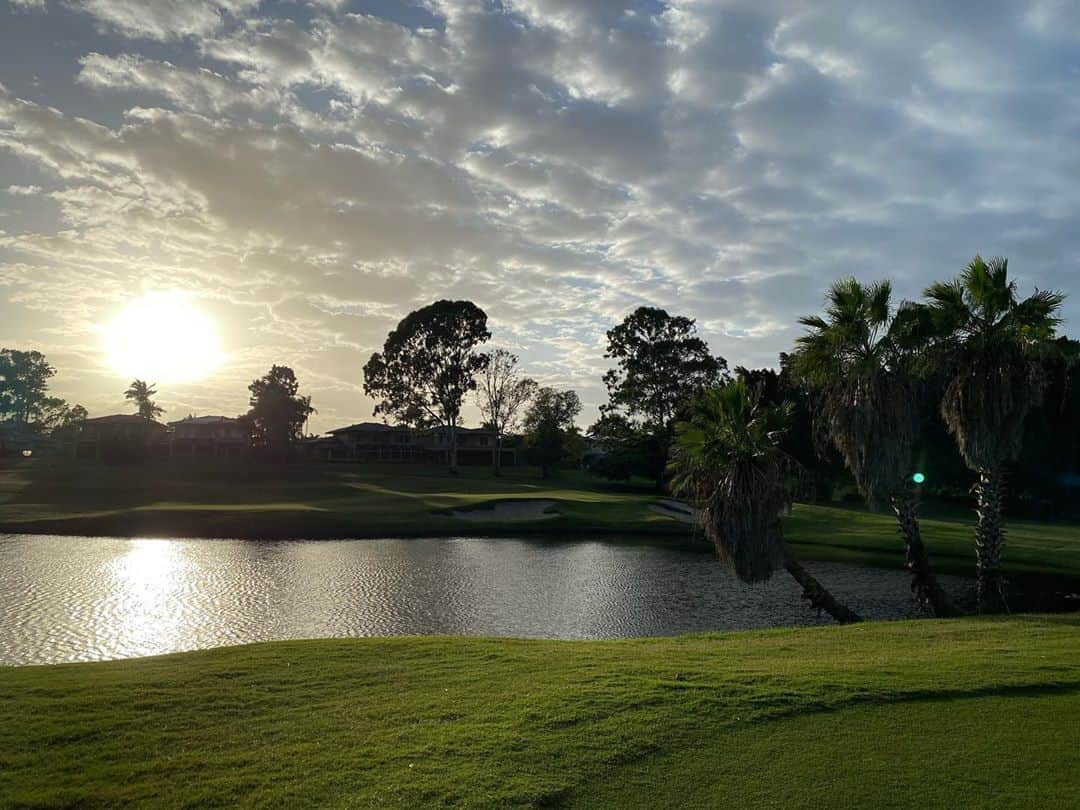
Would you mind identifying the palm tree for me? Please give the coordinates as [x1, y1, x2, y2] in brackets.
[791, 278, 957, 617]
[669, 379, 861, 624]
[921, 256, 1065, 611]
[124, 379, 164, 420]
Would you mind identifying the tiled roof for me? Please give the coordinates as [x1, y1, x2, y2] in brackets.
[168, 416, 241, 427]
[328, 422, 410, 434]
[82, 414, 165, 426]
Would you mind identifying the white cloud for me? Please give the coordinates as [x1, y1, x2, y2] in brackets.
[1, 1, 1078, 428]
[73, 0, 259, 41]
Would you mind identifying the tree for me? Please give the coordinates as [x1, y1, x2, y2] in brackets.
[39, 400, 88, 445]
[586, 412, 668, 483]
[475, 349, 536, 475]
[1010, 338, 1080, 519]
[33, 398, 87, 434]
[601, 307, 727, 489]
[522, 387, 582, 478]
[363, 300, 491, 473]
[669, 379, 861, 624]
[738, 359, 849, 502]
[0, 349, 56, 425]
[246, 365, 315, 456]
[124, 380, 164, 420]
[920, 256, 1065, 611]
[791, 278, 957, 617]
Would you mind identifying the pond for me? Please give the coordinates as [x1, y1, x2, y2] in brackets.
[0, 534, 970, 666]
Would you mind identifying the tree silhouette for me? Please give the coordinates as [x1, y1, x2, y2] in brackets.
[522, 387, 582, 479]
[0, 349, 56, 426]
[920, 256, 1065, 611]
[791, 278, 956, 616]
[124, 380, 164, 420]
[600, 307, 727, 490]
[364, 300, 490, 473]
[475, 349, 537, 476]
[669, 379, 861, 624]
[245, 365, 314, 456]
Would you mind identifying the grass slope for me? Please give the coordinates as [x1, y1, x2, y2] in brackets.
[2, 461, 1080, 578]
[1, 616, 1078, 807]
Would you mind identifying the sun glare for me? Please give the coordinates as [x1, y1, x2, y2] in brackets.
[105, 292, 222, 383]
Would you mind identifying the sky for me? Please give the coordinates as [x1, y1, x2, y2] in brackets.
[1, 0, 1079, 433]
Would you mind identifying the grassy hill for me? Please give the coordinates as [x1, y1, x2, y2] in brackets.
[1, 616, 1077, 807]
[2, 461, 1079, 578]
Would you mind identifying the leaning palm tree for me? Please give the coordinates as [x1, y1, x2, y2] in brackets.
[791, 278, 957, 616]
[669, 379, 861, 624]
[921, 256, 1065, 611]
[124, 379, 164, 420]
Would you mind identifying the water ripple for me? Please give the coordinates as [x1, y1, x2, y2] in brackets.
[0, 534, 969, 665]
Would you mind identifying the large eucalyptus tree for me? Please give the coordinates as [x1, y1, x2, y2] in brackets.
[792, 279, 956, 616]
[363, 300, 491, 474]
[921, 256, 1065, 611]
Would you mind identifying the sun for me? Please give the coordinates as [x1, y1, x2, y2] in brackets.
[105, 292, 222, 383]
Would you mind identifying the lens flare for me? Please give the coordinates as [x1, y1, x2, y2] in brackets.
[913, 472, 926, 485]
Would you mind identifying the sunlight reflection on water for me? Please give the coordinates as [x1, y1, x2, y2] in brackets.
[0, 534, 969, 665]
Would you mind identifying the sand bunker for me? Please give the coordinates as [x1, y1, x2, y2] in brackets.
[451, 499, 559, 522]
[648, 498, 702, 525]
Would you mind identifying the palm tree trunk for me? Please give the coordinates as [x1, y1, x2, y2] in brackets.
[974, 465, 1007, 613]
[783, 556, 862, 624]
[891, 491, 959, 617]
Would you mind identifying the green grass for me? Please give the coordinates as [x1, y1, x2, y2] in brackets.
[2, 460, 1080, 578]
[1, 616, 1077, 807]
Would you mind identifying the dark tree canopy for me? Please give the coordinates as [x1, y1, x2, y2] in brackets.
[0, 349, 56, 425]
[586, 412, 667, 483]
[124, 380, 164, 420]
[363, 300, 490, 470]
[602, 307, 727, 431]
[523, 387, 582, 478]
[922, 256, 1065, 471]
[595, 307, 726, 488]
[246, 365, 314, 453]
[36, 399, 88, 435]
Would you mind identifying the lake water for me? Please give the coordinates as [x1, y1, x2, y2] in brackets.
[0, 534, 969, 666]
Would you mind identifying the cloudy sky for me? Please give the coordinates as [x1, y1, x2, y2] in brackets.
[1, 0, 1079, 431]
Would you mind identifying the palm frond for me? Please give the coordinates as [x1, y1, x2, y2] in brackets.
[1004, 288, 1065, 340]
[669, 379, 794, 583]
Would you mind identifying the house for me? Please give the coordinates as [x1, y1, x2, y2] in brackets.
[324, 422, 422, 462]
[298, 435, 348, 462]
[169, 416, 248, 458]
[416, 426, 514, 467]
[75, 415, 169, 461]
[306, 422, 515, 466]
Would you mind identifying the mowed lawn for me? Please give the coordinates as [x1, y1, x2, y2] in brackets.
[2, 461, 1080, 577]
[0, 616, 1077, 808]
